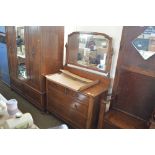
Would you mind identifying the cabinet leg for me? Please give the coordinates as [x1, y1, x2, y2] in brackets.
[97, 101, 106, 129]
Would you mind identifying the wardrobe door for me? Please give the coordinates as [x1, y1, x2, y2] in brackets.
[26, 26, 41, 90]
[40, 26, 64, 74]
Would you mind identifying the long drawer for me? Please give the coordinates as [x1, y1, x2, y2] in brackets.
[47, 80, 89, 105]
[48, 97, 87, 128]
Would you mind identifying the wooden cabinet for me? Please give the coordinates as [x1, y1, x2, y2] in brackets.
[6, 26, 64, 110]
[46, 66, 110, 128]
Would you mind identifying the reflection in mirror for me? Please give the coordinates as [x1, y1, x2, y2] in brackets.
[77, 34, 109, 71]
[132, 26, 155, 60]
[15, 26, 27, 79]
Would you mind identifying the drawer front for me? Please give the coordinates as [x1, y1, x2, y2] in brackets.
[23, 84, 42, 106]
[47, 97, 87, 128]
[67, 89, 89, 103]
[47, 80, 89, 104]
[68, 107, 87, 128]
[47, 84, 69, 104]
[47, 96, 70, 122]
[70, 100, 88, 116]
[47, 86, 88, 117]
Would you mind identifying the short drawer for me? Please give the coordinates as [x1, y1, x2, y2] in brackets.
[70, 100, 88, 117]
[67, 89, 89, 103]
[68, 108, 87, 128]
[47, 85, 68, 104]
[47, 97, 70, 121]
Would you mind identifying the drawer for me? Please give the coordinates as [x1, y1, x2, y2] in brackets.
[23, 84, 42, 106]
[47, 85, 67, 103]
[47, 80, 89, 104]
[47, 97, 87, 128]
[47, 87, 88, 115]
[47, 81, 89, 106]
[67, 89, 89, 103]
[47, 97, 70, 122]
[70, 100, 88, 116]
[68, 108, 87, 128]
[47, 88, 88, 117]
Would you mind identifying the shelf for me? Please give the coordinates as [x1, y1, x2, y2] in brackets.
[105, 109, 147, 129]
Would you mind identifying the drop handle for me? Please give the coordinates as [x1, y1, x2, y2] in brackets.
[74, 104, 78, 109]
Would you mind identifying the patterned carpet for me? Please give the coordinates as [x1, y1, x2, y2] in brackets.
[0, 80, 62, 128]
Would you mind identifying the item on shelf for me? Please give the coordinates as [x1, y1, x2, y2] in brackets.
[6, 99, 19, 116]
[0, 99, 7, 116]
[3, 113, 33, 129]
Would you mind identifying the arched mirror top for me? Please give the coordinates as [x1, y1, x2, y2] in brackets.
[66, 31, 113, 74]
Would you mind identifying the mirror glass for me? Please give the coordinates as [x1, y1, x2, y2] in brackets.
[15, 26, 27, 79]
[77, 34, 109, 71]
[132, 26, 155, 60]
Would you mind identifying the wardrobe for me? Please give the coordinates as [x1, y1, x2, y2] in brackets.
[6, 26, 64, 110]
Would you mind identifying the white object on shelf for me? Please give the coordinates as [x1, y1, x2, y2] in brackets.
[0, 100, 7, 116]
[6, 99, 19, 116]
[3, 113, 33, 129]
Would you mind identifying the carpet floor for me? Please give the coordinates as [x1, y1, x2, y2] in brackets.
[0, 80, 63, 129]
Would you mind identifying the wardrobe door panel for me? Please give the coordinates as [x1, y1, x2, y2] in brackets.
[40, 26, 64, 74]
[26, 26, 41, 90]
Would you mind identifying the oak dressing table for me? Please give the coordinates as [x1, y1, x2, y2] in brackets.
[46, 32, 113, 128]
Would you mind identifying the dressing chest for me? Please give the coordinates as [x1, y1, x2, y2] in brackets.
[46, 31, 112, 128]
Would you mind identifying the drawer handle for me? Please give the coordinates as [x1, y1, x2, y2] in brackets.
[74, 104, 78, 109]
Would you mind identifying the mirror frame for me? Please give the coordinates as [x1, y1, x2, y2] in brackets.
[66, 31, 113, 74]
